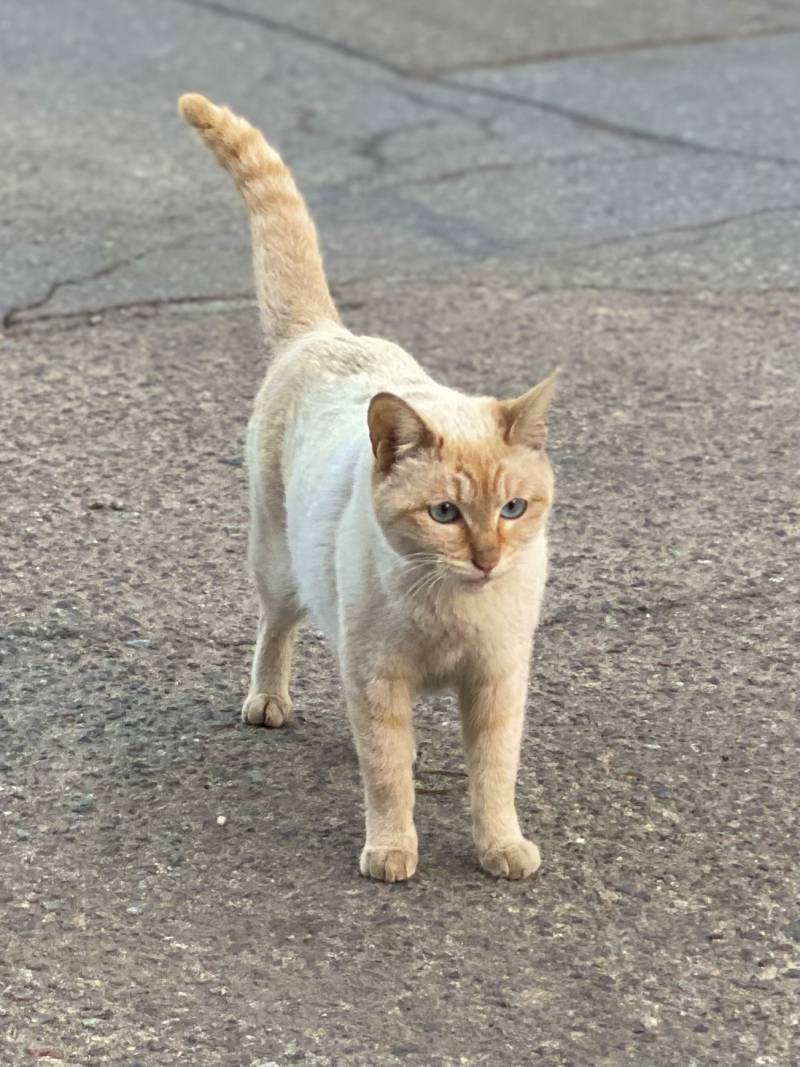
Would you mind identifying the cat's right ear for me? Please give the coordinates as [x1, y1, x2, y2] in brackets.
[500, 368, 560, 451]
[367, 393, 438, 473]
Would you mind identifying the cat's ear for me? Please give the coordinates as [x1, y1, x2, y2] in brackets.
[500, 368, 560, 451]
[368, 392, 438, 473]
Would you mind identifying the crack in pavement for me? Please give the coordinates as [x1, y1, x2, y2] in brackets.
[351, 118, 646, 185]
[350, 148, 669, 193]
[434, 26, 800, 73]
[350, 103, 503, 176]
[2, 291, 373, 334]
[388, 82, 501, 131]
[7, 0, 782, 336]
[167, 0, 800, 170]
[440, 78, 800, 169]
[2, 237, 194, 330]
[571, 203, 800, 256]
[170, 0, 413, 77]
[354, 119, 443, 174]
[391, 194, 508, 258]
[2, 292, 254, 333]
[8, 281, 800, 337]
[6, 200, 797, 333]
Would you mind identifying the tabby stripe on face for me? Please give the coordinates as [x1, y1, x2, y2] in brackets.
[455, 466, 479, 499]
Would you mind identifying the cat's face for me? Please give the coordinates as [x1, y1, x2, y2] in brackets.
[371, 441, 553, 583]
[368, 372, 558, 586]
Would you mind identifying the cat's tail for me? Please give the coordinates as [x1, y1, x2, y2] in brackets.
[178, 93, 340, 341]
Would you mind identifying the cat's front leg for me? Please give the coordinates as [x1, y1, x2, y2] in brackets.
[459, 662, 541, 880]
[345, 674, 418, 883]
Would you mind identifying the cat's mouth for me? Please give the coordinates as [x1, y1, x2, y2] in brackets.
[448, 564, 507, 587]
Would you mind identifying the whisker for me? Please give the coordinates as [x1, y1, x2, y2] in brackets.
[396, 568, 436, 604]
[379, 557, 436, 582]
[379, 551, 441, 582]
[404, 570, 437, 602]
[402, 565, 446, 605]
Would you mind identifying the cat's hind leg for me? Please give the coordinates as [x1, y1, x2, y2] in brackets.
[242, 507, 303, 728]
[242, 598, 301, 727]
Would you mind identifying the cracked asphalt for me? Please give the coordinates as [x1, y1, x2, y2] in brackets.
[1, 2, 799, 1065]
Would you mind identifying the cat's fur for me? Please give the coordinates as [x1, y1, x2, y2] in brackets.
[179, 93, 558, 882]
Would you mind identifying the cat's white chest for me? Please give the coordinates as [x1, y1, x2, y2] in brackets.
[285, 408, 367, 645]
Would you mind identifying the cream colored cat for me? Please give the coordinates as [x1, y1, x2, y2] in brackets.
[179, 93, 558, 882]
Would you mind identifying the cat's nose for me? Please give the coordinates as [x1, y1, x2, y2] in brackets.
[472, 557, 496, 576]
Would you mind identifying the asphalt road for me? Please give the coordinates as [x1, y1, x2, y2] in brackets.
[1, 2, 799, 1065]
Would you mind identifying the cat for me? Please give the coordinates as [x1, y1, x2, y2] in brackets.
[179, 93, 558, 882]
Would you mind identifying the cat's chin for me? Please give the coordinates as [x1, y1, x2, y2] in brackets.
[459, 578, 492, 592]
[449, 567, 510, 589]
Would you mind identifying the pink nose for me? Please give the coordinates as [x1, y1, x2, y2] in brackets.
[473, 558, 496, 575]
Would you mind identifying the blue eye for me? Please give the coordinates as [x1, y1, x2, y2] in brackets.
[500, 498, 528, 520]
[428, 501, 461, 524]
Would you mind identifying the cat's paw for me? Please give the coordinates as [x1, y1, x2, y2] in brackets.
[241, 692, 291, 728]
[479, 838, 541, 880]
[360, 845, 418, 883]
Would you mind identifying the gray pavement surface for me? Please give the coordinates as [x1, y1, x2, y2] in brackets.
[1, 2, 799, 1065]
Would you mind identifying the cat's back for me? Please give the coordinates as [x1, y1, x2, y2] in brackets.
[267, 325, 427, 398]
[252, 325, 430, 473]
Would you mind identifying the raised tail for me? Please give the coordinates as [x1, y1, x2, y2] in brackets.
[178, 93, 340, 341]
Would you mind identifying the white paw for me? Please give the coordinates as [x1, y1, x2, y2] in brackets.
[479, 838, 541, 880]
[241, 692, 291, 728]
[360, 845, 418, 883]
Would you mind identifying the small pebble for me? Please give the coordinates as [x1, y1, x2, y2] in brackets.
[216, 814, 227, 826]
[25, 1046, 64, 1060]
[87, 496, 124, 510]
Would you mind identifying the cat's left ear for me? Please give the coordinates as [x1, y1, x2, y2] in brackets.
[500, 367, 560, 451]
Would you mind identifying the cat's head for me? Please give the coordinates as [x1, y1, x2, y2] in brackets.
[367, 370, 558, 585]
